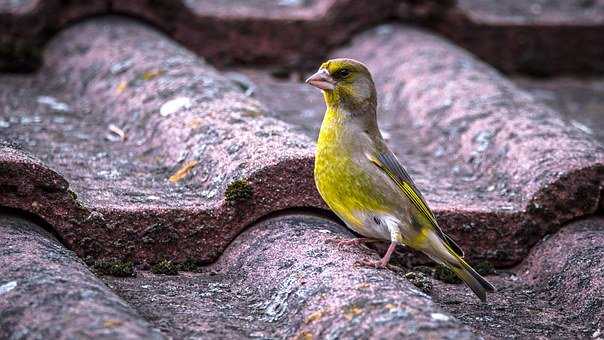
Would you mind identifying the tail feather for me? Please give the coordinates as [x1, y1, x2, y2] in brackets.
[450, 258, 496, 302]
[422, 229, 495, 301]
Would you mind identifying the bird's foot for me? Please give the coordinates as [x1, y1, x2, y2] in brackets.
[354, 242, 396, 269]
[354, 258, 388, 269]
[325, 237, 377, 249]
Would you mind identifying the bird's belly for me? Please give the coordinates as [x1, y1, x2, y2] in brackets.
[314, 153, 394, 239]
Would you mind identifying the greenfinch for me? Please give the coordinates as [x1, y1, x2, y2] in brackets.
[306, 58, 495, 302]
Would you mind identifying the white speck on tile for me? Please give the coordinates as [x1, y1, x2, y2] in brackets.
[160, 97, 192, 117]
[431, 313, 450, 322]
[37, 96, 71, 112]
[0, 281, 17, 295]
[570, 120, 593, 135]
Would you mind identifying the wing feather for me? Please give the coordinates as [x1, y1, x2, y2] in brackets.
[367, 151, 464, 257]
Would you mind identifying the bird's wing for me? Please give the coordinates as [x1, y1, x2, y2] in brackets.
[366, 150, 464, 257]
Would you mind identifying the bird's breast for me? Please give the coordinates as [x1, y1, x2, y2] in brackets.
[314, 131, 392, 235]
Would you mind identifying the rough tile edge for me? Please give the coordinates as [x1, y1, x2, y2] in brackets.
[0, 146, 325, 264]
[0, 0, 397, 72]
[430, 7, 604, 75]
[3, 0, 604, 75]
[0, 212, 166, 339]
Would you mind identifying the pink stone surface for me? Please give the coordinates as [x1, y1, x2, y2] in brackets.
[433, 217, 604, 338]
[0, 213, 164, 339]
[2, 19, 602, 267]
[435, 0, 604, 75]
[0, 17, 323, 264]
[515, 76, 604, 145]
[100, 214, 604, 339]
[104, 214, 479, 339]
[2, 1, 603, 75]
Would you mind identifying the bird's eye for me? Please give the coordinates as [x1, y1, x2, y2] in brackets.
[335, 68, 350, 79]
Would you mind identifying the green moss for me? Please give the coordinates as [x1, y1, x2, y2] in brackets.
[67, 189, 78, 201]
[151, 259, 179, 275]
[93, 259, 135, 277]
[474, 260, 495, 276]
[413, 265, 435, 276]
[242, 110, 263, 118]
[404, 271, 432, 294]
[225, 179, 253, 203]
[178, 258, 202, 272]
[434, 265, 462, 284]
[270, 68, 290, 79]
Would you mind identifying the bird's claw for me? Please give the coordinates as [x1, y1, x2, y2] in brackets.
[354, 258, 388, 269]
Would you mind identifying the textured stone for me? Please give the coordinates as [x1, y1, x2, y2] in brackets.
[0, 6, 602, 339]
[104, 214, 478, 339]
[433, 217, 604, 339]
[515, 76, 604, 145]
[2, 1, 604, 75]
[0, 0, 397, 72]
[2, 19, 602, 267]
[456, 0, 604, 24]
[432, 0, 604, 75]
[0, 17, 323, 264]
[0, 213, 165, 339]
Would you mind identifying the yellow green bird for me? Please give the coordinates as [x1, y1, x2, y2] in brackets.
[306, 58, 495, 302]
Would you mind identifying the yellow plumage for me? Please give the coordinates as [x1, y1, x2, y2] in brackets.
[307, 58, 495, 302]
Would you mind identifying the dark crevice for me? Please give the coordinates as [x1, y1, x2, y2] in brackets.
[0, 206, 70, 249]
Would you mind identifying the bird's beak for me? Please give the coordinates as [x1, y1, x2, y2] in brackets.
[305, 69, 336, 91]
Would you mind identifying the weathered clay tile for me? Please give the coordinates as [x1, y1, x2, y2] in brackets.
[431, 217, 604, 338]
[515, 77, 604, 145]
[2, 1, 603, 75]
[329, 24, 604, 264]
[0, 213, 165, 339]
[0, 17, 323, 264]
[429, 0, 604, 75]
[0, 3, 603, 339]
[0, 0, 397, 72]
[2, 18, 602, 268]
[104, 214, 478, 339]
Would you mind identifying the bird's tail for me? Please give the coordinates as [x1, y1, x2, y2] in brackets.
[419, 229, 495, 301]
[447, 255, 496, 302]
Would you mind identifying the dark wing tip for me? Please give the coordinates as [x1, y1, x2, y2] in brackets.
[444, 234, 465, 258]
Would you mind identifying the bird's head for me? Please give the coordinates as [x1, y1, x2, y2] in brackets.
[306, 58, 377, 114]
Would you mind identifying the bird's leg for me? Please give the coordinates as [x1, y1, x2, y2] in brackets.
[356, 241, 397, 268]
[325, 237, 379, 249]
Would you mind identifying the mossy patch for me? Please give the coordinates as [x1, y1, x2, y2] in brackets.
[225, 179, 253, 203]
[67, 189, 78, 201]
[270, 68, 290, 79]
[474, 260, 495, 276]
[413, 265, 435, 276]
[178, 258, 202, 272]
[151, 259, 179, 275]
[413, 262, 495, 285]
[404, 271, 432, 294]
[434, 265, 462, 284]
[93, 259, 135, 277]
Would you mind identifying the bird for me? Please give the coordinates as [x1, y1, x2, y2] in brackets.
[305, 58, 495, 302]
